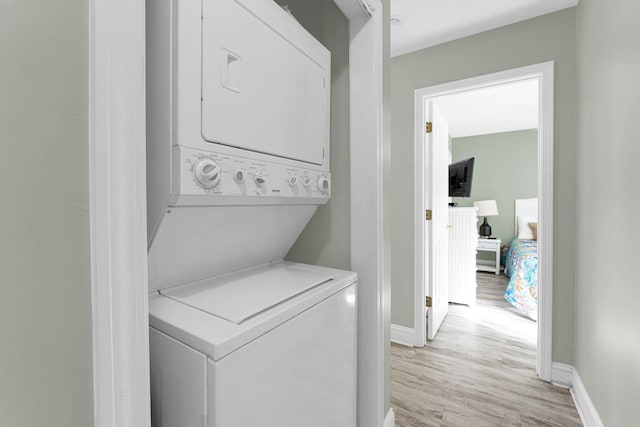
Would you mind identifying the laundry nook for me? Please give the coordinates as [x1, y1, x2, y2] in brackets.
[145, 0, 357, 425]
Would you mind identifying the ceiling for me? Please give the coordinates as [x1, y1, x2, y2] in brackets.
[391, 0, 578, 57]
[435, 79, 539, 138]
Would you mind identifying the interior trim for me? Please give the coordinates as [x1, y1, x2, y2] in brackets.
[413, 62, 555, 381]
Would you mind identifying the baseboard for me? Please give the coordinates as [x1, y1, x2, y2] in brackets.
[390, 323, 416, 347]
[550, 362, 574, 388]
[570, 366, 605, 427]
[383, 408, 395, 427]
[551, 363, 604, 427]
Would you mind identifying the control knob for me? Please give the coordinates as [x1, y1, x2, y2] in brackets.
[234, 169, 245, 183]
[254, 174, 266, 185]
[193, 159, 221, 189]
[318, 176, 330, 194]
[302, 176, 312, 188]
[288, 176, 298, 186]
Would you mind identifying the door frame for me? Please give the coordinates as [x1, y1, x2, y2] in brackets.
[413, 62, 554, 381]
[89, 0, 386, 425]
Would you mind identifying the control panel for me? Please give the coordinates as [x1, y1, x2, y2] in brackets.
[172, 147, 330, 205]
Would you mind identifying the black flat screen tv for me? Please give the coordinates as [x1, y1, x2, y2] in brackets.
[449, 157, 475, 197]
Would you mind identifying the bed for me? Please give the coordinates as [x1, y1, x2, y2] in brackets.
[504, 198, 538, 320]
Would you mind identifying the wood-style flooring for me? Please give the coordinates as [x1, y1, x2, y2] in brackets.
[391, 272, 582, 426]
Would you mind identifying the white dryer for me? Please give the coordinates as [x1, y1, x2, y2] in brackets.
[145, 0, 357, 426]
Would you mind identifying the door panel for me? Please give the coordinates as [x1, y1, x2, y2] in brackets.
[426, 102, 450, 340]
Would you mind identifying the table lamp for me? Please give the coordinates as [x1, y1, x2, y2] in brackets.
[474, 200, 498, 238]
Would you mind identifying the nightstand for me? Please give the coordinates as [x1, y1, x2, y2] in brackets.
[476, 238, 501, 275]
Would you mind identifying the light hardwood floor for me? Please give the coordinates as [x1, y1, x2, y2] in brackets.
[391, 273, 582, 427]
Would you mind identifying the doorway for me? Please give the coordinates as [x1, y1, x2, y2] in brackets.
[413, 62, 554, 380]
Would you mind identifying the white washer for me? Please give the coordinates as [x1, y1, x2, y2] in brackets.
[149, 262, 357, 426]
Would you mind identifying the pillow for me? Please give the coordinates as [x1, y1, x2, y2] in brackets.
[528, 222, 538, 240]
[517, 216, 537, 239]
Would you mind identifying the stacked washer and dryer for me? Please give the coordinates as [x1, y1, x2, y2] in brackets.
[146, 0, 357, 426]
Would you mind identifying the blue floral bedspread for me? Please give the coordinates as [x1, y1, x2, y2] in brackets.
[504, 239, 538, 320]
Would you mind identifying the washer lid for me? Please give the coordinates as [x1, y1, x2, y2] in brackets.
[160, 264, 334, 324]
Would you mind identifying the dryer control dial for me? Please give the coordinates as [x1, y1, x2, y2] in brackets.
[302, 176, 312, 187]
[254, 174, 266, 185]
[318, 176, 330, 194]
[193, 159, 221, 189]
[288, 175, 298, 186]
[233, 169, 246, 183]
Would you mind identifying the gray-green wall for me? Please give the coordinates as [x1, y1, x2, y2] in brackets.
[575, 1, 640, 425]
[391, 8, 577, 364]
[0, 1, 94, 426]
[279, 0, 351, 271]
[452, 130, 538, 259]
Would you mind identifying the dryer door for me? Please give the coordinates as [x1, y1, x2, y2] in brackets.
[201, 0, 330, 166]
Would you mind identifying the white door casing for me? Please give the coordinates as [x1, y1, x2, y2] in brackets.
[425, 102, 450, 341]
[345, 1, 386, 425]
[413, 62, 554, 381]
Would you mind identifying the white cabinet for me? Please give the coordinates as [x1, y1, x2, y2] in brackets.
[448, 207, 478, 306]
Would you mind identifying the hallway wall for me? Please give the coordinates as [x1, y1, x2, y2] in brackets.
[574, 0, 640, 424]
[390, 8, 578, 364]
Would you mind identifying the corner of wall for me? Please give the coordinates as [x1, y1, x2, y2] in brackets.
[551, 363, 605, 427]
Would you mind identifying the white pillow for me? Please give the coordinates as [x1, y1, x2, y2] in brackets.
[517, 216, 537, 239]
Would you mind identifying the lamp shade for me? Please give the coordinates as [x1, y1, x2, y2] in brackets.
[474, 200, 499, 217]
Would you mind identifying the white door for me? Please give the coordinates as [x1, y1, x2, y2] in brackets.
[426, 102, 450, 340]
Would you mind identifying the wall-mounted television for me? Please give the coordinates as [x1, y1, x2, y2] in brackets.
[449, 157, 475, 197]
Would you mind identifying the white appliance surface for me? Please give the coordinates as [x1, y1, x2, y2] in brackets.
[147, 205, 317, 292]
[149, 262, 357, 427]
[201, 0, 330, 166]
[149, 328, 207, 427]
[146, 0, 330, 232]
[163, 263, 334, 324]
[149, 261, 356, 361]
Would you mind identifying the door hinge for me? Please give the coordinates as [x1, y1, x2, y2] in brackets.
[426, 121, 433, 133]
[426, 296, 432, 307]
[425, 209, 432, 221]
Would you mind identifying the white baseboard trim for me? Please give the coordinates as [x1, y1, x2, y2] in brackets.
[570, 367, 605, 427]
[383, 408, 395, 427]
[551, 362, 604, 427]
[550, 362, 574, 388]
[390, 323, 416, 347]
